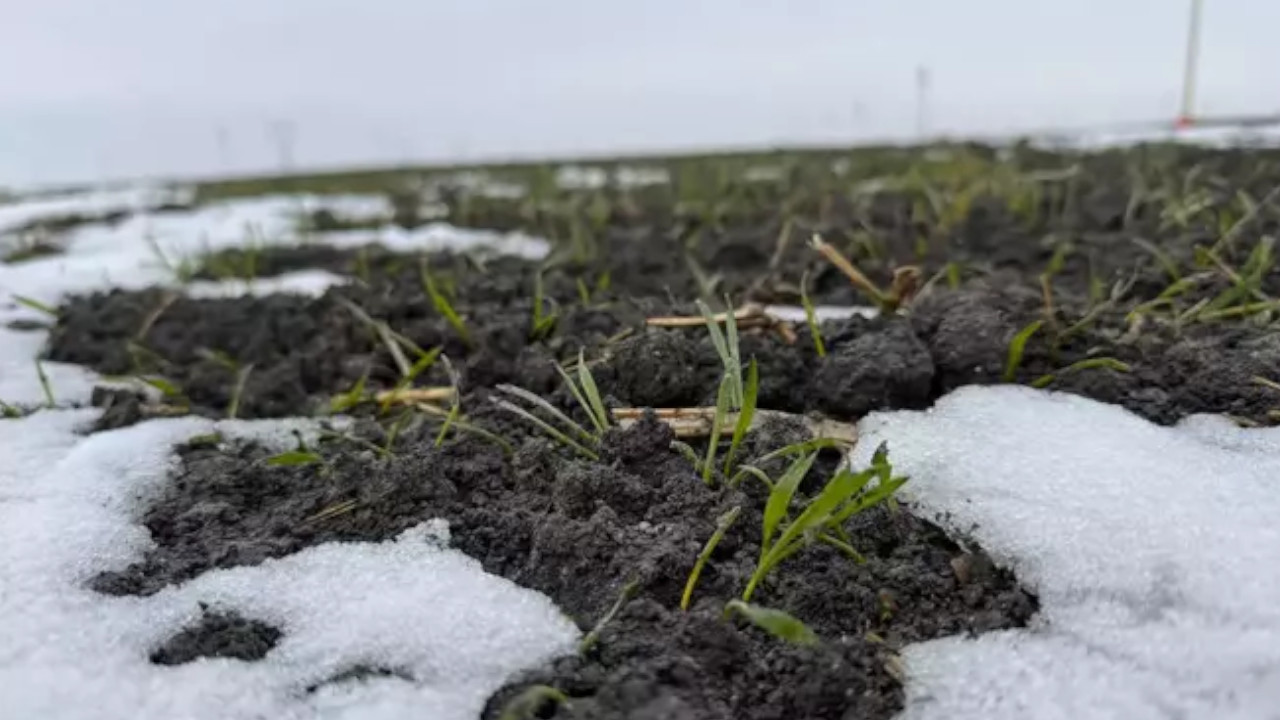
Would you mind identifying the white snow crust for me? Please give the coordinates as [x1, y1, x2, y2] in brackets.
[852, 386, 1280, 720]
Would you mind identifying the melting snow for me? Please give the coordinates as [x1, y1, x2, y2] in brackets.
[0, 413, 578, 720]
[852, 386, 1280, 720]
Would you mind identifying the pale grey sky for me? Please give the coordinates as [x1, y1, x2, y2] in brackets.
[1, 1, 1276, 187]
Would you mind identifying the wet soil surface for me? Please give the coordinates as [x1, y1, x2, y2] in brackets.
[28, 143, 1280, 717]
[94, 414, 1035, 720]
[149, 607, 282, 666]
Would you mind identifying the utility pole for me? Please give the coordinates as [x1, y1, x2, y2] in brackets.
[1177, 0, 1204, 128]
[916, 65, 932, 139]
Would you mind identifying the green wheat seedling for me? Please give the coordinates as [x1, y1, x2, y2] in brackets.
[1, 399, 24, 418]
[137, 374, 190, 409]
[34, 361, 55, 408]
[530, 271, 558, 341]
[723, 600, 818, 647]
[800, 271, 826, 358]
[555, 349, 611, 435]
[494, 350, 609, 460]
[579, 579, 639, 654]
[419, 256, 472, 349]
[1003, 320, 1043, 382]
[496, 685, 570, 720]
[422, 354, 510, 454]
[494, 384, 600, 461]
[1032, 357, 1131, 388]
[741, 444, 906, 602]
[143, 232, 198, 284]
[681, 506, 741, 611]
[336, 296, 434, 378]
[378, 346, 443, 415]
[266, 432, 328, 470]
[698, 297, 744, 406]
[227, 363, 254, 420]
[330, 368, 371, 414]
[12, 294, 59, 318]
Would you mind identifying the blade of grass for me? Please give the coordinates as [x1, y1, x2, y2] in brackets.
[579, 579, 639, 654]
[800, 271, 826, 357]
[492, 397, 599, 460]
[724, 600, 818, 646]
[681, 506, 741, 611]
[721, 358, 758, 475]
[495, 384, 595, 444]
[1003, 320, 1043, 382]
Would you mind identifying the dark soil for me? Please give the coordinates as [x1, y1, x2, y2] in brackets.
[32, 142, 1280, 716]
[93, 413, 1035, 720]
[149, 606, 282, 665]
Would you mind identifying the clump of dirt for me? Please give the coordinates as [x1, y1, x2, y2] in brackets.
[149, 607, 282, 665]
[92, 412, 1035, 719]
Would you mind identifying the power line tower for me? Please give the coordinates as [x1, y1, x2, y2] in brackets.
[1177, 0, 1204, 129]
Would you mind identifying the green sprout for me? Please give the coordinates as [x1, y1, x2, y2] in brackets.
[12, 295, 58, 318]
[681, 506, 741, 611]
[419, 256, 472, 348]
[800, 271, 826, 358]
[495, 349, 609, 459]
[497, 685, 570, 720]
[1003, 320, 1043, 382]
[378, 347, 443, 415]
[330, 368, 371, 414]
[34, 360, 54, 408]
[428, 354, 511, 454]
[697, 298, 743, 407]
[721, 359, 758, 476]
[579, 579, 639, 654]
[724, 600, 819, 647]
[530, 271, 558, 341]
[742, 444, 906, 602]
[1032, 357, 1132, 388]
[227, 364, 254, 420]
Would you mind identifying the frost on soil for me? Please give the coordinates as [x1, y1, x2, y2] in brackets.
[0, 412, 578, 720]
[852, 386, 1280, 720]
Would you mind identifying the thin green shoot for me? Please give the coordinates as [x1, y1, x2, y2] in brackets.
[701, 375, 733, 485]
[227, 363, 254, 420]
[419, 256, 472, 348]
[579, 579, 639, 654]
[35, 360, 54, 407]
[331, 369, 371, 414]
[723, 600, 818, 647]
[576, 276, 591, 305]
[13, 295, 58, 317]
[496, 685, 570, 720]
[1003, 320, 1043, 382]
[1032, 357, 1131, 388]
[378, 347, 442, 415]
[1131, 237, 1181, 282]
[721, 358, 758, 476]
[1, 399, 23, 418]
[758, 452, 819, 559]
[697, 298, 743, 408]
[433, 354, 463, 446]
[530, 271, 558, 341]
[382, 408, 413, 455]
[743, 445, 906, 602]
[800, 272, 826, 357]
[266, 450, 324, 467]
[554, 349, 611, 434]
[681, 506, 741, 611]
[493, 384, 600, 460]
[137, 375, 187, 406]
[317, 428, 394, 460]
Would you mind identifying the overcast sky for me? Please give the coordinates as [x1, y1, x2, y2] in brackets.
[1, 0, 1277, 187]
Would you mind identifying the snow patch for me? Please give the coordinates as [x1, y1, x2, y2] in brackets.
[851, 385, 1280, 720]
[0, 412, 579, 720]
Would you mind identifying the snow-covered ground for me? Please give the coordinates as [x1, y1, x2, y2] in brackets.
[853, 387, 1280, 720]
[3, 181, 1280, 719]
